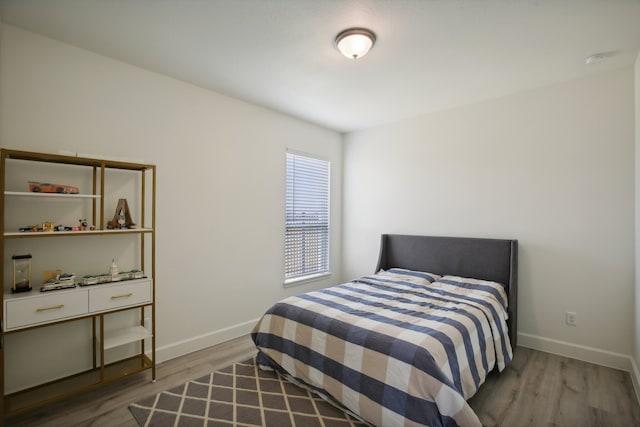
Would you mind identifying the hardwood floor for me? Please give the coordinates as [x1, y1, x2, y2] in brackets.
[468, 346, 640, 427]
[5, 335, 258, 427]
[5, 337, 640, 426]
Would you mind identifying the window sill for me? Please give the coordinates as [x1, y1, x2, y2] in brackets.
[284, 272, 331, 288]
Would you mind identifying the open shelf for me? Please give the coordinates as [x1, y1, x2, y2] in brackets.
[4, 228, 153, 238]
[5, 191, 101, 199]
[100, 325, 152, 350]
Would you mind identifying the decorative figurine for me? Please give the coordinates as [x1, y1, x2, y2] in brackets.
[107, 199, 136, 229]
[109, 259, 119, 276]
[41, 269, 76, 292]
[12, 254, 32, 293]
[79, 269, 145, 286]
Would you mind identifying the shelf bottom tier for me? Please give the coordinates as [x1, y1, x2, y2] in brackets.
[4, 354, 153, 416]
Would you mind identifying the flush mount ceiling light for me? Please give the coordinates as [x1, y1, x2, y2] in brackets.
[585, 51, 616, 65]
[335, 28, 376, 59]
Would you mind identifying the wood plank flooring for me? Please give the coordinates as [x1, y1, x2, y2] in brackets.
[468, 346, 640, 427]
[5, 335, 258, 427]
[4, 336, 640, 426]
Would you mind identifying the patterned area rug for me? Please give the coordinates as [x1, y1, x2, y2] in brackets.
[129, 358, 367, 426]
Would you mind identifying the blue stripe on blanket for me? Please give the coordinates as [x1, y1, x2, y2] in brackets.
[360, 276, 511, 365]
[296, 292, 470, 393]
[412, 285, 511, 365]
[354, 276, 510, 367]
[353, 278, 493, 349]
[319, 286, 484, 389]
[254, 322, 459, 427]
[336, 283, 489, 381]
[438, 278, 508, 310]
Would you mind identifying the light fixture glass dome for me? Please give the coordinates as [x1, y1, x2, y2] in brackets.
[335, 28, 376, 59]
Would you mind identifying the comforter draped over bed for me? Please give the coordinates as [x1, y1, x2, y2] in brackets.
[252, 269, 513, 427]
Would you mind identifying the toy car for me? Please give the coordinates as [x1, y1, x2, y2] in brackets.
[29, 181, 79, 194]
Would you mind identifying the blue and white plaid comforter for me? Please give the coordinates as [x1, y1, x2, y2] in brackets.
[252, 268, 513, 427]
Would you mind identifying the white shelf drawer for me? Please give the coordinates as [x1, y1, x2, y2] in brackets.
[5, 290, 89, 330]
[89, 279, 151, 312]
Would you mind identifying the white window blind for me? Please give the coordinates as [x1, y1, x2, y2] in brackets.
[285, 152, 330, 281]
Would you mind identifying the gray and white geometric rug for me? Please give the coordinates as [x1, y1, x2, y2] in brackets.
[129, 358, 367, 426]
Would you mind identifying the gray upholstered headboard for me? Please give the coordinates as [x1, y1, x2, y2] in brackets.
[375, 234, 518, 348]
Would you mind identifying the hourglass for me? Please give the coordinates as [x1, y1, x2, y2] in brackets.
[12, 254, 32, 293]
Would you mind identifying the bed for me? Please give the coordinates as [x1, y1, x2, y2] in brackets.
[252, 234, 518, 427]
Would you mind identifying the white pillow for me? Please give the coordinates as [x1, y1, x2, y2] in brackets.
[377, 268, 441, 285]
[436, 275, 508, 311]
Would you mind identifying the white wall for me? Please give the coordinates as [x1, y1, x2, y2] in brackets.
[0, 25, 342, 390]
[343, 68, 635, 368]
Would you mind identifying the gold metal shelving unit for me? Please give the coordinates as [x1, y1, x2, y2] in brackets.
[0, 149, 156, 421]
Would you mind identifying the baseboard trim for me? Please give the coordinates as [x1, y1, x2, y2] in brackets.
[517, 332, 632, 372]
[156, 318, 259, 363]
[631, 357, 640, 406]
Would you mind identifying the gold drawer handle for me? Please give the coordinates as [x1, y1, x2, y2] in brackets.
[36, 304, 64, 312]
[111, 293, 133, 299]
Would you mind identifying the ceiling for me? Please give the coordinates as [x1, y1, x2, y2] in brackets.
[1, 0, 640, 133]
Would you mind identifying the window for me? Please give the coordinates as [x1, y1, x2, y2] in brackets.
[285, 151, 330, 282]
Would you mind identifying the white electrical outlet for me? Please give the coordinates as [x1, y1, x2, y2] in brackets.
[566, 311, 577, 326]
